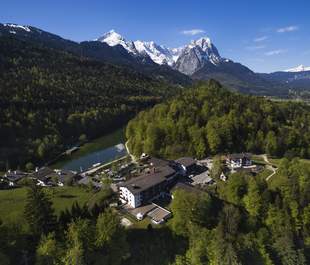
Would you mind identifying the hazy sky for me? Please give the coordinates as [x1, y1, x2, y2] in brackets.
[1, 0, 310, 72]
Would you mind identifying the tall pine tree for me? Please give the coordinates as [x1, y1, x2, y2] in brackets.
[24, 184, 57, 237]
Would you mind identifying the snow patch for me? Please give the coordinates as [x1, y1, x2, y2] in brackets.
[96, 30, 222, 67]
[97, 30, 138, 54]
[4, 23, 31, 32]
[284, 65, 310, 73]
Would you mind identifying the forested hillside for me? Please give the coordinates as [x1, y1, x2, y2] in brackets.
[126, 80, 310, 159]
[0, 36, 182, 169]
[169, 158, 310, 265]
[1, 159, 309, 265]
[0, 24, 192, 87]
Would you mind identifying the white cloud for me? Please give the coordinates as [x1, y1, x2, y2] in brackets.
[246, 45, 266, 51]
[254, 36, 268, 42]
[277, 25, 299, 33]
[265, 49, 287, 56]
[181, 29, 205, 36]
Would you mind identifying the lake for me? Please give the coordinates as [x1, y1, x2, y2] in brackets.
[52, 127, 128, 171]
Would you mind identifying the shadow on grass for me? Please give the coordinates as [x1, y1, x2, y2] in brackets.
[124, 226, 188, 265]
[58, 194, 77, 199]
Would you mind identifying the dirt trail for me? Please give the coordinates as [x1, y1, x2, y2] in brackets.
[260, 154, 278, 181]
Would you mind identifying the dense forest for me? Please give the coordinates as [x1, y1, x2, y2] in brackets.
[0, 36, 183, 169]
[169, 158, 310, 265]
[1, 158, 309, 264]
[126, 80, 310, 159]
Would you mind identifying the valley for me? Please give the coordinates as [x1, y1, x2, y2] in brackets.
[0, 6, 310, 264]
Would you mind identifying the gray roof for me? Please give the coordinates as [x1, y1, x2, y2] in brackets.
[4, 170, 27, 182]
[120, 166, 176, 194]
[148, 157, 171, 168]
[175, 157, 196, 168]
[57, 170, 77, 183]
[226, 153, 252, 160]
[31, 167, 55, 182]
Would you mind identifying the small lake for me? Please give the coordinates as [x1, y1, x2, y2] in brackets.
[52, 128, 128, 172]
[62, 143, 127, 172]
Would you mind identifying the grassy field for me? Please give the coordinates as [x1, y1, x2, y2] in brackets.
[267, 157, 310, 190]
[0, 186, 93, 224]
[251, 155, 267, 165]
[257, 168, 273, 181]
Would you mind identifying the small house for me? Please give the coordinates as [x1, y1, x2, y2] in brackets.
[3, 170, 28, 186]
[226, 153, 252, 169]
[31, 167, 55, 186]
[55, 169, 78, 186]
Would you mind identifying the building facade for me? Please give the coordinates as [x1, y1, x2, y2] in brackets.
[119, 166, 177, 208]
[226, 153, 252, 169]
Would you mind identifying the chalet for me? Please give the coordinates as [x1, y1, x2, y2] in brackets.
[119, 166, 177, 208]
[55, 169, 78, 186]
[226, 153, 252, 169]
[31, 167, 55, 186]
[3, 170, 28, 186]
[175, 157, 197, 175]
[31, 167, 79, 187]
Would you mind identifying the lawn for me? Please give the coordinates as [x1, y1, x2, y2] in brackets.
[257, 168, 273, 181]
[0, 186, 93, 224]
[266, 158, 310, 190]
[251, 155, 267, 165]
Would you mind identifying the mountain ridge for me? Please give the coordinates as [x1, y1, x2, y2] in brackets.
[2, 22, 310, 96]
[0, 23, 191, 86]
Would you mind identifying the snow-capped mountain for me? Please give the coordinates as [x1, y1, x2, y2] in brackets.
[3, 23, 31, 33]
[97, 30, 225, 73]
[284, 65, 310, 73]
[134, 41, 174, 65]
[96, 30, 138, 54]
[259, 65, 310, 91]
[2, 23, 296, 95]
[174, 37, 224, 75]
[97, 30, 183, 65]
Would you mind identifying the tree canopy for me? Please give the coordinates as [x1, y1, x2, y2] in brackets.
[0, 36, 182, 169]
[126, 80, 310, 159]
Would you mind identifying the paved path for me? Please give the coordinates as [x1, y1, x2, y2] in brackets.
[82, 155, 128, 175]
[125, 140, 137, 163]
[260, 154, 278, 181]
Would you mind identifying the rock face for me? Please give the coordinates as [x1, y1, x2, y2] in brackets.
[3, 23, 304, 95]
[0, 23, 191, 86]
[134, 40, 177, 66]
[174, 37, 223, 75]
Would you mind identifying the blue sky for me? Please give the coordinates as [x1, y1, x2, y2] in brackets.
[1, 0, 309, 72]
